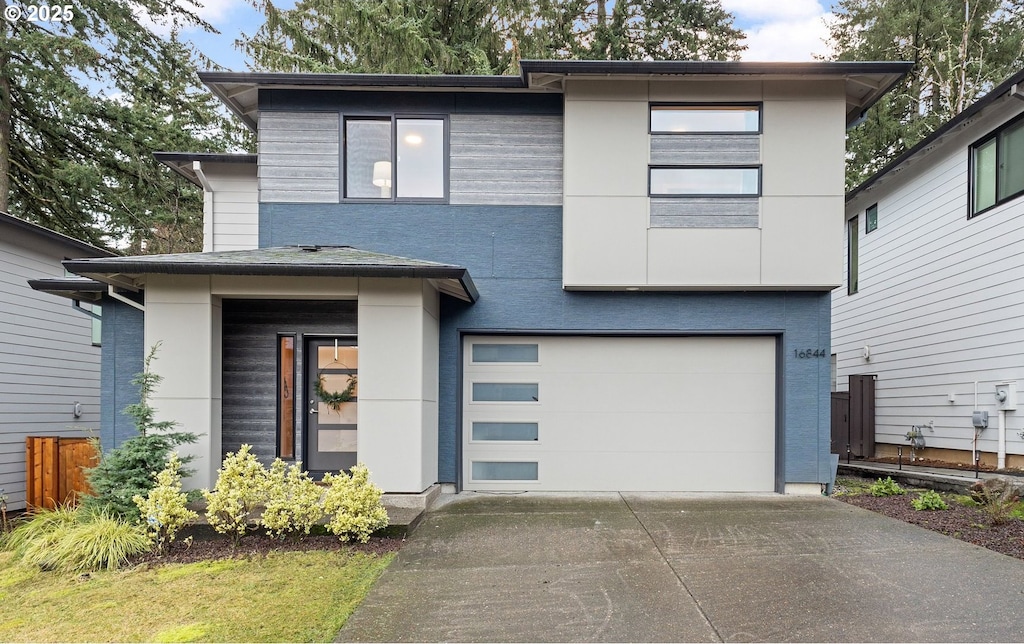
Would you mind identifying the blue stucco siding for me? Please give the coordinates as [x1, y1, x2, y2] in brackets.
[99, 296, 144, 451]
[262, 202, 833, 488]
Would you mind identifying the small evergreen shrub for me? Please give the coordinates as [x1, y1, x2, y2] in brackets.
[322, 464, 389, 543]
[133, 453, 198, 552]
[203, 444, 269, 545]
[911, 489, 948, 511]
[970, 479, 1021, 525]
[83, 345, 197, 520]
[869, 476, 905, 497]
[261, 459, 324, 539]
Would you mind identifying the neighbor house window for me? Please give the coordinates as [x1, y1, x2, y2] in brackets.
[90, 304, 101, 346]
[971, 114, 1024, 216]
[865, 203, 878, 233]
[344, 116, 445, 200]
[650, 167, 760, 197]
[650, 104, 760, 133]
[848, 216, 859, 295]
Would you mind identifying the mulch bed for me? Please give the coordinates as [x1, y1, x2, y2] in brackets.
[863, 456, 1024, 475]
[835, 483, 1024, 561]
[131, 529, 404, 566]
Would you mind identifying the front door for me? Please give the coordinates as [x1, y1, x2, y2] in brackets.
[305, 337, 358, 474]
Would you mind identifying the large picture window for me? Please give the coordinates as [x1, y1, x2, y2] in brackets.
[971, 115, 1024, 216]
[344, 116, 445, 200]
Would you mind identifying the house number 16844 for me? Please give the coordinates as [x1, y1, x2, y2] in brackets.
[794, 349, 826, 358]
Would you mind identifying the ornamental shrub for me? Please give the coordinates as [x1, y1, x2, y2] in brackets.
[133, 453, 198, 552]
[970, 478, 1021, 525]
[203, 444, 269, 545]
[869, 476, 905, 497]
[911, 489, 948, 511]
[261, 459, 324, 539]
[5, 506, 150, 572]
[83, 345, 197, 520]
[322, 464, 389, 543]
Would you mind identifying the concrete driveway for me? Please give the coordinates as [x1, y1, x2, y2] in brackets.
[337, 494, 1024, 642]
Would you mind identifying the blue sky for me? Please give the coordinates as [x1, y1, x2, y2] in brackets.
[181, 0, 841, 71]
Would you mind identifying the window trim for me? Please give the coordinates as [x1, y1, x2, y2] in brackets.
[648, 164, 762, 198]
[341, 113, 450, 204]
[649, 101, 762, 135]
[969, 111, 1024, 218]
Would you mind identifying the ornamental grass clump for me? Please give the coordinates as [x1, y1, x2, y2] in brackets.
[322, 464, 389, 543]
[133, 453, 198, 553]
[203, 444, 269, 545]
[261, 459, 324, 539]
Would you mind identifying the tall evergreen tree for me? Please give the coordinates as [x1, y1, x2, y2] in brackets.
[0, 0, 248, 250]
[829, 0, 1024, 188]
[240, 0, 746, 74]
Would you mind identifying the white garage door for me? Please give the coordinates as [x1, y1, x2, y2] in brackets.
[463, 335, 776, 492]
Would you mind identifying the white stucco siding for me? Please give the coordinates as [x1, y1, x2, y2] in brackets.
[833, 98, 1024, 458]
[562, 78, 847, 290]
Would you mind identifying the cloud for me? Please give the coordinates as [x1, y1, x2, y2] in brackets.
[134, 0, 245, 36]
[721, 0, 826, 23]
[740, 12, 835, 61]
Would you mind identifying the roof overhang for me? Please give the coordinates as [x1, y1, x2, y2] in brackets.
[201, 60, 912, 131]
[0, 211, 116, 258]
[27, 277, 107, 302]
[62, 245, 479, 303]
[155, 152, 258, 188]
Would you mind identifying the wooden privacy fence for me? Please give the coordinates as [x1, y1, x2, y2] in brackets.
[25, 437, 98, 510]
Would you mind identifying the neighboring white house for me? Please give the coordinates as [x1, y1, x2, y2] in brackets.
[834, 67, 1024, 470]
[0, 211, 115, 510]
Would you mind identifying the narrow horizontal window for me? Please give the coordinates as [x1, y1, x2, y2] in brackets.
[472, 461, 538, 481]
[472, 383, 539, 402]
[472, 422, 539, 441]
[651, 105, 759, 133]
[650, 167, 760, 196]
[472, 343, 539, 363]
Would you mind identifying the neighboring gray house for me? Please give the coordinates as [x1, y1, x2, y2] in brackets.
[42, 61, 909, 497]
[834, 68, 1024, 471]
[0, 211, 114, 510]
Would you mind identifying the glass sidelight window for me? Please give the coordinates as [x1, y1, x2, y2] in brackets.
[278, 335, 296, 459]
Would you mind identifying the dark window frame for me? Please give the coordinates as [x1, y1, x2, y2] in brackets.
[848, 216, 859, 295]
[969, 111, 1024, 218]
[649, 101, 763, 135]
[865, 203, 878, 233]
[341, 113, 450, 204]
[648, 164, 763, 198]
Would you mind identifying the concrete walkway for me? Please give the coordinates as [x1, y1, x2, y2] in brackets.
[337, 493, 1024, 642]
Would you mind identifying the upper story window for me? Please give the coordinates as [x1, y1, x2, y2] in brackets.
[650, 166, 760, 197]
[865, 203, 878, 233]
[971, 114, 1024, 217]
[344, 116, 446, 201]
[650, 104, 760, 133]
[847, 216, 859, 295]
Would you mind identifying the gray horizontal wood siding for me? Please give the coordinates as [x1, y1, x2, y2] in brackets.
[650, 198, 759, 228]
[259, 112, 340, 203]
[222, 300, 356, 465]
[1, 229, 102, 511]
[650, 134, 760, 165]
[450, 114, 563, 206]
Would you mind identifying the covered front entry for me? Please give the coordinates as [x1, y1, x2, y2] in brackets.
[462, 335, 777, 492]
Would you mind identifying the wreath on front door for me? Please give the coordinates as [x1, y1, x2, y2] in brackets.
[314, 371, 357, 412]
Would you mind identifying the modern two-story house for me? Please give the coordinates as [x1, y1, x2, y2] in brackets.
[35, 60, 909, 497]
[834, 67, 1024, 471]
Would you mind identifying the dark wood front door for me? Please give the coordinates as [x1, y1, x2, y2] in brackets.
[305, 337, 358, 474]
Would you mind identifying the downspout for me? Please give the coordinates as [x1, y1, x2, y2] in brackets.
[193, 161, 214, 252]
[998, 409, 1006, 470]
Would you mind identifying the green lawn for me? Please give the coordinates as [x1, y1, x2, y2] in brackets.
[0, 549, 393, 642]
